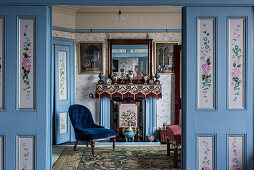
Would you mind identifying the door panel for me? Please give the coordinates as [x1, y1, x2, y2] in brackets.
[54, 45, 71, 144]
[182, 7, 253, 169]
[0, 6, 51, 170]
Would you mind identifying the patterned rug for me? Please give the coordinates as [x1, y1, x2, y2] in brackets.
[52, 146, 180, 170]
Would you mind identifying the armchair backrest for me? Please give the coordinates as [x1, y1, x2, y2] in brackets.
[69, 104, 95, 129]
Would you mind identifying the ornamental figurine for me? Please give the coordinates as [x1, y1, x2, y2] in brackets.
[98, 73, 104, 84]
[155, 72, 160, 84]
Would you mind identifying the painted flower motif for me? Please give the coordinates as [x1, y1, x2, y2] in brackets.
[205, 45, 209, 49]
[231, 24, 243, 103]
[21, 24, 32, 93]
[204, 37, 208, 41]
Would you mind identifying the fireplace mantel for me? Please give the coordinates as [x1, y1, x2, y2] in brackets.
[97, 83, 160, 139]
[96, 84, 162, 100]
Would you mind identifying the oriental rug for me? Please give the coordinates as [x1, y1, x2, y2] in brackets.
[52, 146, 180, 170]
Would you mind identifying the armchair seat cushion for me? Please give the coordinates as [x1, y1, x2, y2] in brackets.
[77, 128, 116, 141]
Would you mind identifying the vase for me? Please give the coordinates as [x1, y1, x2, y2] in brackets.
[124, 126, 135, 142]
[127, 71, 134, 84]
[147, 135, 154, 142]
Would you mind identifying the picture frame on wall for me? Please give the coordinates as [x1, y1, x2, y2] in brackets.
[79, 42, 104, 74]
[154, 42, 179, 74]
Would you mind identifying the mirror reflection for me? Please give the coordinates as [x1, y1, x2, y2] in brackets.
[112, 45, 148, 75]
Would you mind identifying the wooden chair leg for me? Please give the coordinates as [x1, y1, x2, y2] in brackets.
[86, 142, 89, 147]
[166, 138, 170, 156]
[73, 139, 78, 151]
[91, 140, 95, 157]
[174, 146, 178, 168]
[113, 137, 116, 151]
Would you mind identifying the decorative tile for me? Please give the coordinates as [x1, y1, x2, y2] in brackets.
[18, 137, 34, 170]
[198, 136, 214, 170]
[59, 112, 67, 134]
[198, 19, 215, 109]
[228, 19, 245, 109]
[58, 51, 67, 100]
[228, 136, 244, 170]
[18, 19, 35, 109]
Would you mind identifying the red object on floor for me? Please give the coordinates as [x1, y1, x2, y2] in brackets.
[166, 125, 181, 168]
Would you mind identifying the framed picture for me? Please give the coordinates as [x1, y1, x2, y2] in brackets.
[119, 104, 138, 128]
[154, 42, 179, 74]
[79, 42, 104, 74]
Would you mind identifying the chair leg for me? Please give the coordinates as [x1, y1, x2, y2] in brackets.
[86, 142, 89, 147]
[174, 146, 178, 168]
[74, 140, 78, 151]
[167, 138, 170, 156]
[113, 137, 116, 151]
[91, 140, 95, 157]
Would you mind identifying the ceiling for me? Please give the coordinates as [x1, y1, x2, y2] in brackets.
[53, 6, 182, 13]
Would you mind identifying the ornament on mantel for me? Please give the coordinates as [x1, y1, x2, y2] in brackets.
[98, 73, 104, 84]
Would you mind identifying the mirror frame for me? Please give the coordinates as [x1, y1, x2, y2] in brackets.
[108, 39, 153, 77]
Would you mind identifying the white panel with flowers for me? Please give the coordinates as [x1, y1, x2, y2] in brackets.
[228, 19, 245, 109]
[198, 19, 215, 109]
[198, 136, 214, 170]
[228, 136, 244, 170]
[19, 19, 34, 109]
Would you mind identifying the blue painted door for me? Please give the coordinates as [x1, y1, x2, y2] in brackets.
[54, 44, 71, 144]
[0, 6, 52, 170]
[182, 7, 253, 169]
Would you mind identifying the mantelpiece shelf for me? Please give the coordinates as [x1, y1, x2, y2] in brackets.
[96, 84, 162, 100]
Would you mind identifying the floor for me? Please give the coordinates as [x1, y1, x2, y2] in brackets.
[52, 142, 181, 169]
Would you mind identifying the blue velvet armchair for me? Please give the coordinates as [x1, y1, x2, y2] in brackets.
[69, 104, 116, 156]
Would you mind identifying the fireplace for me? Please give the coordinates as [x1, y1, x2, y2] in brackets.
[112, 100, 146, 142]
[96, 83, 162, 142]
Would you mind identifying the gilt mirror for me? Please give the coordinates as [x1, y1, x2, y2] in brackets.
[108, 39, 153, 76]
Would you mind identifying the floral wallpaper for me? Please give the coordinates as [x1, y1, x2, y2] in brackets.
[19, 19, 34, 109]
[53, 30, 181, 129]
[229, 19, 245, 109]
[58, 51, 67, 100]
[198, 19, 214, 109]
[198, 136, 213, 170]
[228, 136, 244, 170]
[19, 137, 34, 170]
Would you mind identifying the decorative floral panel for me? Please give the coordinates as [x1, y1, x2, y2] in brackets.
[0, 136, 3, 170]
[228, 136, 244, 170]
[0, 19, 4, 109]
[198, 136, 214, 170]
[18, 19, 34, 109]
[59, 112, 67, 134]
[229, 19, 245, 109]
[18, 137, 34, 170]
[198, 19, 215, 109]
[119, 104, 138, 127]
[58, 51, 67, 100]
